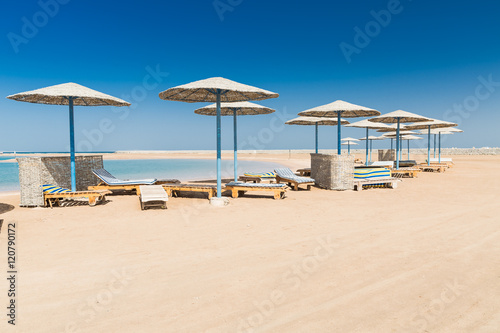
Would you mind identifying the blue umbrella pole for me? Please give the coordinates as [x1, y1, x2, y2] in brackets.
[365, 127, 369, 165]
[433, 134, 437, 158]
[407, 140, 410, 159]
[369, 139, 373, 162]
[427, 125, 431, 166]
[396, 119, 400, 169]
[233, 108, 237, 182]
[337, 111, 341, 155]
[315, 122, 318, 154]
[68, 97, 76, 191]
[216, 91, 222, 198]
[439, 132, 442, 163]
[348, 141, 351, 154]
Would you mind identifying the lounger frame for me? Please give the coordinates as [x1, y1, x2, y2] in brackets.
[44, 190, 111, 207]
[225, 183, 287, 200]
[161, 184, 217, 199]
[353, 178, 400, 191]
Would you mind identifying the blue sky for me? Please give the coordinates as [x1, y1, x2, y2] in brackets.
[0, 0, 499, 152]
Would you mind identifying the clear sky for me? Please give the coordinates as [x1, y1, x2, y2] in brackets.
[1, 0, 499, 152]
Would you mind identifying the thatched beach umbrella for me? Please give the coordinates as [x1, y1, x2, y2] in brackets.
[285, 116, 349, 154]
[405, 118, 457, 166]
[399, 134, 423, 160]
[369, 110, 432, 169]
[7, 82, 130, 191]
[381, 130, 419, 159]
[419, 128, 463, 163]
[341, 137, 360, 154]
[194, 102, 275, 182]
[345, 119, 390, 165]
[298, 100, 380, 155]
[159, 77, 278, 202]
[359, 135, 386, 163]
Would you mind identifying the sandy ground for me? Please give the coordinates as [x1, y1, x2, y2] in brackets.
[0, 154, 499, 332]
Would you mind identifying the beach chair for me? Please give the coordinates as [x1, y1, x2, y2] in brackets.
[352, 168, 400, 191]
[390, 167, 421, 178]
[139, 185, 168, 210]
[42, 184, 111, 208]
[161, 184, 217, 199]
[225, 182, 287, 200]
[238, 172, 276, 183]
[274, 168, 315, 191]
[417, 164, 446, 173]
[367, 161, 394, 168]
[427, 158, 454, 168]
[296, 168, 311, 176]
[89, 168, 180, 194]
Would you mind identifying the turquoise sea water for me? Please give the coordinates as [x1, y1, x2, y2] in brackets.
[0, 158, 285, 191]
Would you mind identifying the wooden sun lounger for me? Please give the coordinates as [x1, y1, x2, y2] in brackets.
[417, 164, 447, 173]
[89, 179, 181, 195]
[296, 168, 311, 177]
[390, 168, 421, 178]
[139, 185, 168, 210]
[353, 178, 400, 191]
[225, 182, 287, 200]
[44, 190, 111, 207]
[275, 168, 315, 191]
[161, 184, 217, 199]
[237, 175, 275, 183]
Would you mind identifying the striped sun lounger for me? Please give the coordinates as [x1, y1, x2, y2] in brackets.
[42, 184, 111, 207]
[225, 181, 287, 200]
[243, 172, 276, 178]
[352, 168, 399, 191]
[274, 168, 315, 191]
[89, 168, 179, 194]
[239, 171, 276, 183]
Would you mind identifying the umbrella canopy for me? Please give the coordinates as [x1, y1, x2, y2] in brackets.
[345, 119, 391, 165]
[399, 135, 423, 160]
[159, 77, 278, 102]
[341, 137, 359, 154]
[405, 118, 457, 166]
[382, 130, 418, 137]
[6, 82, 131, 106]
[298, 100, 380, 155]
[194, 102, 275, 182]
[159, 77, 278, 202]
[341, 142, 359, 145]
[376, 124, 409, 132]
[286, 116, 349, 154]
[368, 110, 432, 169]
[341, 137, 360, 142]
[194, 101, 274, 116]
[7, 82, 130, 191]
[359, 135, 386, 141]
[419, 127, 463, 134]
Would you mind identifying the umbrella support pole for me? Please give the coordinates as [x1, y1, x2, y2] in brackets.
[427, 126, 431, 166]
[315, 122, 318, 154]
[407, 140, 410, 160]
[233, 108, 237, 182]
[439, 132, 441, 163]
[68, 97, 76, 192]
[348, 142, 350, 154]
[434, 134, 437, 158]
[337, 111, 341, 155]
[396, 119, 400, 169]
[365, 127, 369, 165]
[369, 140, 372, 162]
[216, 91, 222, 198]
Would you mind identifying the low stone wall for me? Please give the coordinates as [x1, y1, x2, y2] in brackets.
[17, 155, 103, 207]
[311, 154, 354, 191]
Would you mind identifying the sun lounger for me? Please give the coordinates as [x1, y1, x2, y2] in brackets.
[426, 158, 454, 168]
[139, 185, 168, 210]
[390, 167, 421, 178]
[225, 182, 287, 200]
[89, 168, 180, 194]
[238, 172, 276, 183]
[161, 184, 217, 199]
[353, 168, 400, 191]
[367, 161, 394, 168]
[274, 168, 315, 191]
[417, 164, 446, 172]
[42, 184, 111, 207]
[296, 168, 311, 176]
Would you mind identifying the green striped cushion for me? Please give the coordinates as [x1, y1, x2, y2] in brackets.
[354, 168, 391, 179]
[41, 184, 72, 194]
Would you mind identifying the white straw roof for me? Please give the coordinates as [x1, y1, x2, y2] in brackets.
[298, 100, 380, 118]
[376, 123, 409, 132]
[159, 77, 279, 103]
[399, 135, 423, 140]
[382, 130, 418, 137]
[369, 110, 432, 124]
[359, 135, 386, 141]
[405, 118, 458, 130]
[420, 127, 463, 134]
[345, 119, 391, 130]
[341, 142, 359, 145]
[341, 137, 360, 141]
[6, 82, 130, 106]
[285, 116, 349, 126]
[194, 101, 274, 116]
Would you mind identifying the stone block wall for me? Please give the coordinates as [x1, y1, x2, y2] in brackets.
[311, 153, 355, 191]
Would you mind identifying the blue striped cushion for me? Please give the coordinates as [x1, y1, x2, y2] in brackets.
[41, 184, 71, 194]
[354, 168, 391, 179]
[274, 168, 314, 183]
[226, 181, 286, 188]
